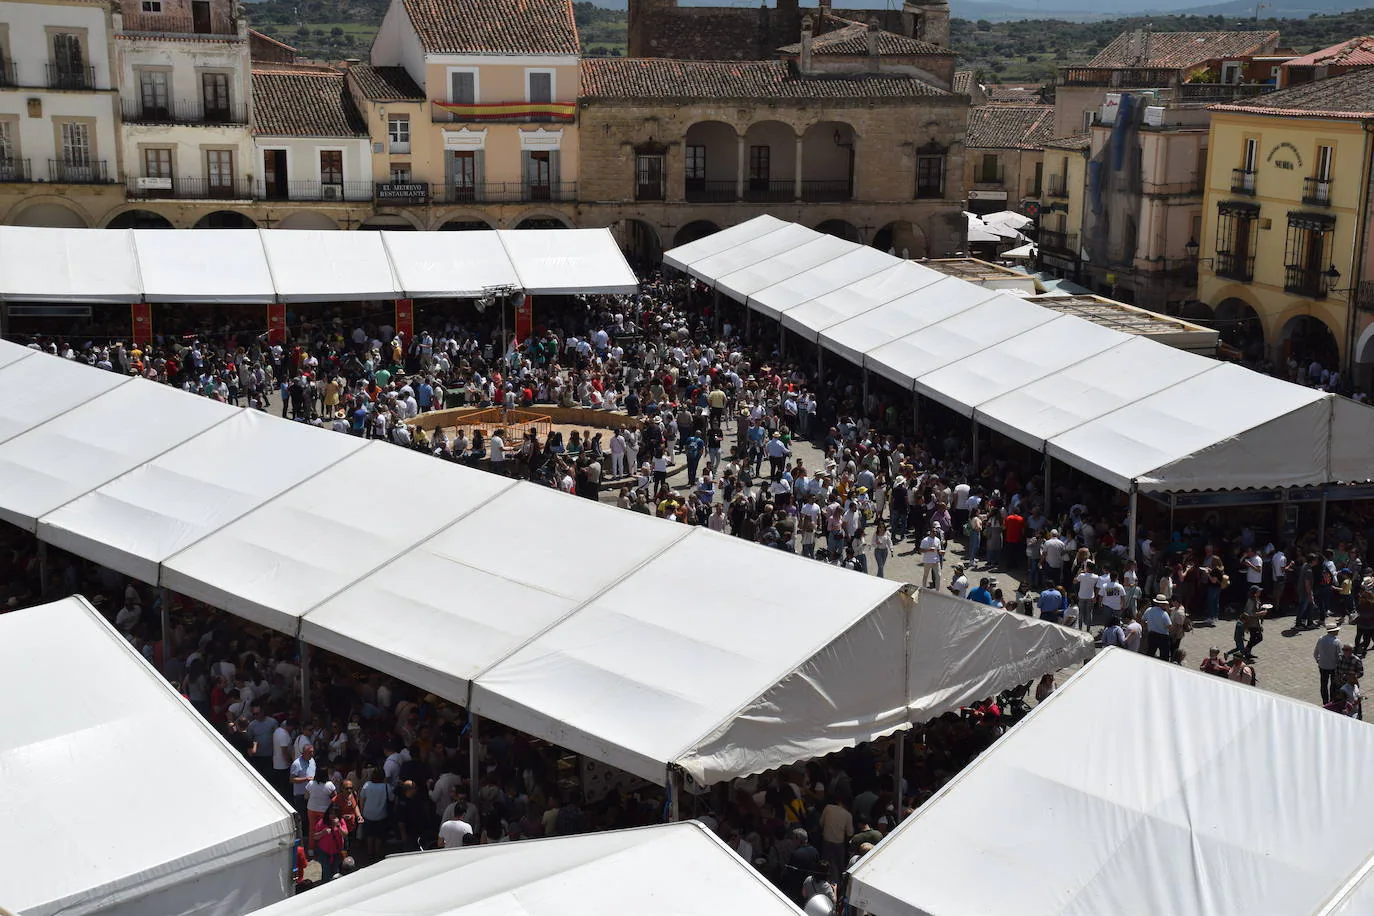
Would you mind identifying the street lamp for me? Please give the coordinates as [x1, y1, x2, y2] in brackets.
[1184, 237, 1199, 260]
[1325, 264, 1341, 294]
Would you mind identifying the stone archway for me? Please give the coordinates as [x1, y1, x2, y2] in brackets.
[276, 211, 340, 230]
[1214, 296, 1264, 359]
[1279, 313, 1340, 372]
[9, 200, 89, 227]
[800, 120, 856, 202]
[106, 209, 175, 229]
[683, 121, 739, 202]
[358, 214, 419, 230]
[816, 219, 863, 244]
[439, 217, 494, 230]
[872, 221, 926, 258]
[193, 210, 257, 229]
[742, 120, 796, 202]
[512, 214, 571, 230]
[674, 220, 720, 248]
[610, 218, 662, 270]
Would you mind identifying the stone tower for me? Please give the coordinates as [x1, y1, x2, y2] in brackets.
[903, 0, 949, 48]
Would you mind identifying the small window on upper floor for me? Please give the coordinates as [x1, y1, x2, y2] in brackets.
[141, 0, 163, 12]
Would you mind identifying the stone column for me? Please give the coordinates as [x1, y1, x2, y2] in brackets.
[794, 134, 804, 201]
[736, 133, 746, 200]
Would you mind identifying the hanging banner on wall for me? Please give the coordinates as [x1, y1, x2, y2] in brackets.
[131, 302, 152, 347]
[395, 298, 415, 342]
[514, 295, 533, 343]
[267, 304, 287, 345]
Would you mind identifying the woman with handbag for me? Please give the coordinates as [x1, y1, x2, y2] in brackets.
[314, 806, 350, 882]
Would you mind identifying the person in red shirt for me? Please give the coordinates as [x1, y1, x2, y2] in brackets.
[1003, 510, 1025, 569]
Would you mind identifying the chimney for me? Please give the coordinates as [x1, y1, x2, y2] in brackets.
[867, 17, 880, 70]
[818, 0, 831, 14]
[800, 14, 814, 74]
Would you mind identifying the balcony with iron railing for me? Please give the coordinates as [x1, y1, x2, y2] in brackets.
[432, 181, 577, 204]
[972, 165, 1005, 188]
[48, 159, 114, 184]
[685, 178, 736, 203]
[800, 179, 850, 202]
[0, 61, 16, 88]
[0, 159, 31, 182]
[122, 97, 248, 126]
[46, 64, 97, 90]
[125, 175, 252, 199]
[1167, 82, 1273, 102]
[1024, 179, 1043, 199]
[1215, 251, 1255, 282]
[1057, 66, 1178, 88]
[1039, 229, 1078, 255]
[1303, 177, 1332, 207]
[118, 10, 241, 38]
[1285, 265, 1327, 299]
[1046, 176, 1067, 199]
[743, 179, 795, 203]
[258, 180, 373, 202]
[1231, 168, 1256, 195]
[1357, 280, 1374, 313]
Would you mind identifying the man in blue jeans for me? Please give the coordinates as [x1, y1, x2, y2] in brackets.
[1037, 584, 1066, 624]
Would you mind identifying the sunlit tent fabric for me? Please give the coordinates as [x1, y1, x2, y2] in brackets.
[245, 822, 805, 916]
[381, 230, 520, 298]
[748, 244, 895, 321]
[0, 343, 130, 445]
[660, 213, 790, 273]
[848, 648, 1374, 916]
[259, 229, 400, 302]
[0, 596, 293, 916]
[0, 376, 237, 532]
[665, 216, 1374, 492]
[498, 227, 640, 295]
[0, 225, 142, 302]
[0, 227, 636, 302]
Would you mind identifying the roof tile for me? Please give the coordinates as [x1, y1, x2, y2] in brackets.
[252, 67, 369, 137]
[966, 105, 1055, 149]
[1282, 36, 1374, 69]
[402, 0, 578, 55]
[347, 64, 425, 101]
[1091, 30, 1279, 69]
[1211, 65, 1374, 120]
[777, 18, 948, 57]
[580, 58, 948, 100]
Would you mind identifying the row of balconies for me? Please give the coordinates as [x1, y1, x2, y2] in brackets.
[0, 63, 102, 91]
[674, 178, 852, 204]
[122, 98, 249, 127]
[1214, 255, 1329, 299]
[1231, 170, 1333, 207]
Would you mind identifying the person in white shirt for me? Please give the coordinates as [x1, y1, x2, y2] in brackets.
[948, 564, 969, 599]
[438, 812, 474, 848]
[1243, 548, 1264, 587]
[272, 720, 295, 793]
[1041, 530, 1067, 585]
[919, 527, 943, 588]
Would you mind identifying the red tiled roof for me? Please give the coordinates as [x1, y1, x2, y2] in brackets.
[1091, 30, 1279, 69]
[580, 58, 948, 100]
[966, 105, 1055, 150]
[347, 64, 425, 101]
[252, 67, 369, 136]
[1282, 36, 1374, 69]
[402, 0, 578, 55]
[1211, 65, 1374, 120]
[777, 18, 948, 57]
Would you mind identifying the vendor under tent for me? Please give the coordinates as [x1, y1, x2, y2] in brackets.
[0, 342, 1094, 795]
[246, 822, 804, 916]
[0, 596, 294, 916]
[848, 647, 1374, 916]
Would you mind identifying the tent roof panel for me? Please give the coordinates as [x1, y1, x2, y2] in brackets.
[819, 277, 1001, 367]
[688, 224, 820, 285]
[916, 313, 1131, 416]
[381, 230, 520, 298]
[38, 410, 366, 584]
[0, 597, 293, 916]
[246, 822, 804, 916]
[0, 338, 37, 368]
[864, 295, 1058, 389]
[133, 229, 276, 303]
[0, 378, 238, 532]
[974, 337, 1217, 451]
[260, 229, 400, 301]
[849, 648, 1374, 916]
[661, 215, 790, 272]
[160, 443, 509, 634]
[780, 261, 947, 340]
[747, 245, 898, 321]
[1330, 396, 1374, 484]
[0, 226, 143, 303]
[1047, 363, 1326, 490]
[472, 529, 904, 783]
[0, 352, 130, 446]
[500, 228, 640, 295]
[716, 234, 859, 305]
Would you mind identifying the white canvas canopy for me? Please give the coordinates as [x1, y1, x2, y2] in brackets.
[0, 227, 636, 303]
[0, 344, 130, 445]
[665, 217, 1374, 493]
[848, 648, 1374, 916]
[245, 822, 804, 916]
[0, 596, 293, 916]
[3, 349, 1093, 788]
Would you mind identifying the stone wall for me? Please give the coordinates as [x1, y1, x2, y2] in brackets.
[628, 0, 906, 61]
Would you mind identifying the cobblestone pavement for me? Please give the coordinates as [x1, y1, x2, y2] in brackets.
[604, 428, 1331, 709]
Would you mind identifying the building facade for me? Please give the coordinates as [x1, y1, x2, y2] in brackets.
[962, 104, 1053, 217]
[1037, 134, 1089, 280]
[1197, 68, 1374, 376]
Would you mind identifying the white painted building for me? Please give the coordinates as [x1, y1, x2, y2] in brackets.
[113, 0, 255, 213]
[0, 0, 121, 223]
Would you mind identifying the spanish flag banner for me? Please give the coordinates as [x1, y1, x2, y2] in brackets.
[432, 100, 576, 122]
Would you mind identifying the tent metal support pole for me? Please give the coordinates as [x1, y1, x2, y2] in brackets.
[298, 638, 311, 720]
[160, 587, 171, 678]
[37, 542, 48, 597]
[1042, 452, 1052, 518]
[1318, 493, 1329, 549]
[469, 713, 481, 834]
[1127, 483, 1139, 568]
[669, 769, 681, 822]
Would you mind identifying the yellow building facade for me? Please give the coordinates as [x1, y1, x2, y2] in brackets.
[1198, 71, 1374, 374]
[1038, 135, 1089, 281]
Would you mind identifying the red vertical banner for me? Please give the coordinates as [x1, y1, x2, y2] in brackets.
[130, 302, 153, 348]
[514, 295, 533, 343]
[267, 303, 287, 344]
[395, 298, 415, 342]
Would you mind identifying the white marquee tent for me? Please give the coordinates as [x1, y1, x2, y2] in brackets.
[245, 822, 803, 916]
[664, 217, 1374, 495]
[0, 225, 638, 304]
[0, 341, 1094, 788]
[0, 596, 294, 916]
[848, 648, 1374, 916]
